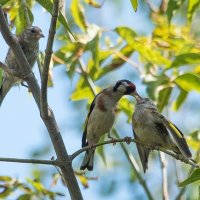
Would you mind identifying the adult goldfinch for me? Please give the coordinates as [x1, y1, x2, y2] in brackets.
[80, 80, 137, 171]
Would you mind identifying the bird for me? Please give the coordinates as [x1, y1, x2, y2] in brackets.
[131, 94, 192, 173]
[80, 80, 137, 171]
[0, 26, 44, 105]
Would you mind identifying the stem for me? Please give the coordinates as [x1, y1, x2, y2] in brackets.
[159, 152, 169, 200]
[41, 0, 59, 117]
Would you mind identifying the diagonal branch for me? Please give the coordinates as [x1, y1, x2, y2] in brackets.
[70, 137, 199, 168]
[40, 0, 59, 118]
[0, 7, 83, 200]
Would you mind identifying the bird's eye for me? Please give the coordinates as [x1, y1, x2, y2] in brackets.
[31, 29, 35, 33]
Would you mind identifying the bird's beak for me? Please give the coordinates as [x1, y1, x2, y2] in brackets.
[131, 91, 142, 102]
[38, 31, 45, 38]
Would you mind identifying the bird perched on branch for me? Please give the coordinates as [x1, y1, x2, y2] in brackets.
[131, 94, 192, 173]
[0, 26, 44, 105]
[80, 80, 137, 171]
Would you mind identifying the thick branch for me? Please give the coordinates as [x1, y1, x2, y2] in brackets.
[41, 0, 59, 117]
[0, 7, 83, 200]
[70, 137, 199, 168]
[0, 157, 57, 165]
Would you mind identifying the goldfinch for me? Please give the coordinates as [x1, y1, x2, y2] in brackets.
[80, 80, 136, 171]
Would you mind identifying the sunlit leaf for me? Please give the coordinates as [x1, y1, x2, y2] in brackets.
[77, 174, 89, 188]
[70, 87, 95, 101]
[172, 88, 188, 111]
[0, 186, 12, 198]
[118, 98, 134, 122]
[130, 0, 138, 12]
[0, 176, 12, 182]
[115, 26, 137, 42]
[169, 53, 200, 69]
[188, 0, 200, 21]
[174, 73, 200, 92]
[17, 194, 32, 200]
[157, 86, 172, 112]
[71, 0, 87, 31]
[179, 169, 200, 187]
[15, 0, 30, 34]
[27, 179, 46, 194]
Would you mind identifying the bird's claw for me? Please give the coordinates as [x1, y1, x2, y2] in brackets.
[124, 136, 132, 144]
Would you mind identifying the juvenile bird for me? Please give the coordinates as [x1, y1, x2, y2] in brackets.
[131, 94, 192, 173]
[0, 26, 44, 105]
[80, 80, 136, 171]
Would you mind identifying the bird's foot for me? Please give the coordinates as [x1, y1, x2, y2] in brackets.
[124, 136, 132, 144]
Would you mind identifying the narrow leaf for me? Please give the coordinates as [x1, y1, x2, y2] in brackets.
[157, 87, 172, 112]
[70, 0, 87, 31]
[179, 169, 200, 187]
[188, 0, 200, 21]
[130, 0, 138, 12]
[174, 73, 200, 92]
[169, 53, 200, 69]
[172, 89, 188, 111]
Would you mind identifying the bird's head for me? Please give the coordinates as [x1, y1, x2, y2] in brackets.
[22, 26, 44, 43]
[113, 79, 142, 100]
[113, 80, 136, 95]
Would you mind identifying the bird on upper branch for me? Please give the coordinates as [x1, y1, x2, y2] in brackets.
[131, 94, 192, 173]
[0, 26, 44, 105]
[80, 80, 137, 171]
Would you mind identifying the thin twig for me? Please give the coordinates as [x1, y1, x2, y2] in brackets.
[71, 137, 199, 169]
[0, 157, 58, 165]
[41, 0, 59, 118]
[159, 152, 169, 200]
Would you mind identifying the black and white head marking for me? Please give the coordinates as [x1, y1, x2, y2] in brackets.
[113, 79, 136, 95]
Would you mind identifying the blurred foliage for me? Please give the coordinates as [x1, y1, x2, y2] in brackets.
[0, 0, 200, 199]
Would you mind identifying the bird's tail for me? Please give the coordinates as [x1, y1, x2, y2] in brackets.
[80, 149, 95, 171]
[0, 76, 14, 106]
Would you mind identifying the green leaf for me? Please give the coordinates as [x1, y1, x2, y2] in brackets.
[172, 89, 188, 111]
[166, 0, 184, 23]
[70, 0, 87, 31]
[84, 0, 102, 8]
[174, 73, 200, 92]
[115, 27, 169, 66]
[115, 26, 137, 42]
[169, 53, 200, 69]
[0, 0, 11, 5]
[0, 176, 12, 182]
[130, 0, 138, 12]
[179, 169, 200, 187]
[35, 0, 72, 34]
[15, 0, 30, 35]
[96, 45, 134, 80]
[157, 86, 172, 112]
[70, 87, 95, 101]
[17, 194, 32, 200]
[188, 0, 200, 21]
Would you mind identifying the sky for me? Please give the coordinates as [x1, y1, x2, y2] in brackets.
[0, 0, 200, 199]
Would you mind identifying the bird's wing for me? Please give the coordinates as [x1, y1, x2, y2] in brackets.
[153, 111, 192, 159]
[82, 93, 101, 147]
[132, 127, 150, 173]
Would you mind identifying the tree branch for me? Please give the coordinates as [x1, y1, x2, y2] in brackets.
[70, 137, 199, 168]
[40, 0, 59, 118]
[0, 157, 58, 165]
[0, 7, 83, 200]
